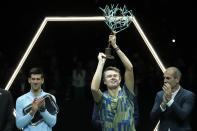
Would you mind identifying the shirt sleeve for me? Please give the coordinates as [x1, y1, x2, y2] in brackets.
[159, 98, 174, 112]
[166, 99, 174, 107]
[123, 85, 134, 103]
[40, 95, 57, 127]
[160, 105, 166, 112]
[15, 98, 34, 130]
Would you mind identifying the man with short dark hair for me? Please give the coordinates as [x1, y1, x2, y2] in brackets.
[16, 67, 58, 131]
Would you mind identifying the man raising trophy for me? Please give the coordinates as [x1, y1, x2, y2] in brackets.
[91, 31, 136, 131]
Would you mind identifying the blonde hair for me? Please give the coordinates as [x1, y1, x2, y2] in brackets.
[103, 66, 121, 78]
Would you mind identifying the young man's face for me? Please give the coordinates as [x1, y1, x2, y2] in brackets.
[28, 74, 44, 92]
[104, 70, 121, 89]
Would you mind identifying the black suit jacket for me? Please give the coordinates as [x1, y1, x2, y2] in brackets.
[150, 87, 196, 131]
[0, 88, 15, 131]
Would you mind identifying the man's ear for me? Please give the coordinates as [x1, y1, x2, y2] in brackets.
[119, 75, 121, 83]
[175, 76, 180, 84]
[103, 78, 106, 85]
[42, 78, 44, 84]
[28, 78, 31, 84]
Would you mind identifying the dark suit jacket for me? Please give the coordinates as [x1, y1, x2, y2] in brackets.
[150, 87, 196, 131]
[0, 88, 15, 131]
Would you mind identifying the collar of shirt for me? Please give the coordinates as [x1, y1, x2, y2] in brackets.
[30, 89, 44, 97]
[171, 86, 180, 100]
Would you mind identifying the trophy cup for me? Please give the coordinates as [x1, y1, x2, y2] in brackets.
[100, 4, 133, 59]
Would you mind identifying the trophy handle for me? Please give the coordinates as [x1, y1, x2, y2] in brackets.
[105, 42, 114, 59]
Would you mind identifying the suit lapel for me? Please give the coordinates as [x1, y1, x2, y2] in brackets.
[174, 87, 184, 102]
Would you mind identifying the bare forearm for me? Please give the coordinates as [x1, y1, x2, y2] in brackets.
[115, 48, 133, 71]
[109, 34, 133, 70]
[91, 61, 104, 91]
[113, 45, 134, 93]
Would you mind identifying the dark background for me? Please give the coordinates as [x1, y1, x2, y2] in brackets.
[0, 0, 196, 130]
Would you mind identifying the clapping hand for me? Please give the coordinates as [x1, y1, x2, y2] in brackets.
[162, 83, 172, 102]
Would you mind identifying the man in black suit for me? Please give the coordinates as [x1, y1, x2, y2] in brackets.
[150, 66, 196, 131]
[0, 88, 15, 131]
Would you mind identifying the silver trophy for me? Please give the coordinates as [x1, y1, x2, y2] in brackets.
[100, 4, 133, 59]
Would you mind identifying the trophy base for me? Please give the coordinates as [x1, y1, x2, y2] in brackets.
[106, 55, 115, 59]
[105, 47, 114, 59]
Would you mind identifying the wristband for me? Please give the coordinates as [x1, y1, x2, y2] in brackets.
[114, 46, 120, 52]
